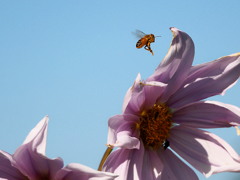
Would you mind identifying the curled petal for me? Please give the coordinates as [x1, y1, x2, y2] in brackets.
[114, 132, 140, 149]
[169, 126, 240, 177]
[107, 114, 139, 146]
[55, 163, 117, 180]
[173, 101, 240, 128]
[107, 115, 123, 145]
[148, 27, 194, 102]
[169, 54, 240, 108]
[112, 117, 140, 149]
[149, 27, 194, 81]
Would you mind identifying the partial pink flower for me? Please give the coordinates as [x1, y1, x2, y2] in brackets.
[103, 27, 240, 180]
[0, 116, 117, 180]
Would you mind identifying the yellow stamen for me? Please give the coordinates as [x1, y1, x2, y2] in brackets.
[138, 104, 173, 150]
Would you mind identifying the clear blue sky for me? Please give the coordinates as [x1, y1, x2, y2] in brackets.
[0, 1, 239, 179]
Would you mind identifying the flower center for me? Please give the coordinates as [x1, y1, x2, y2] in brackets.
[138, 104, 173, 150]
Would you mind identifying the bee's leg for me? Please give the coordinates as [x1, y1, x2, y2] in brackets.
[144, 45, 151, 51]
[144, 45, 154, 55]
[149, 49, 154, 56]
[144, 43, 150, 50]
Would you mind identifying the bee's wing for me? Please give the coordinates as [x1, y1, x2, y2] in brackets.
[132, 29, 146, 39]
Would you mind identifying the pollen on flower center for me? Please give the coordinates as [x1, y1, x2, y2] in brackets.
[138, 104, 173, 150]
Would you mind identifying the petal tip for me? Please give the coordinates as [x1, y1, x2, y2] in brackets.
[229, 52, 240, 57]
[170, 27, 180, 34]
[44, 115, 49, 122]
[169, 27, 177, 30]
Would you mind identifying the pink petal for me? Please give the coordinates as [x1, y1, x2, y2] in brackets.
[158, 149, 199, 180]
[139, 150, 162, 180]
[123, 73, 150, 115]
[55, 163, 117, 180]
[103, 148, 138, 180]
[0, 151, 27, 180]
[148, 27, 194, 102]
[122, 73, 142, 113]
[18, 149, 63, 179]
[114, 132, 140, 149]
[103, 143, 164, 180]
[122, 74, 167, 115]
[123, 85, 146, 115]
[104, 144, 197, 180]
[185, 53, 240, 85]
[168, 54, 240, 108]
[13, 117, 64, 179]
[169, 126, 240, 177]
[173, 101, 240, 128]
[123, 81, 167, 115]
[107, 114, 139, 148]
[103, 148, 132, 178]
[141, 81, 167, 109]
[22, 116, 49, 155]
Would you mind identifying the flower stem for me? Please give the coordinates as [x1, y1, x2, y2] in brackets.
[98, 144, 113, 171]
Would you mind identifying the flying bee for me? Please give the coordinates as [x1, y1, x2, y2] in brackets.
[133, 30, 161, 55]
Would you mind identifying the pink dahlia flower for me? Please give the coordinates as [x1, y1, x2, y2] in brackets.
[103, 27, 240, 180]
[0, 116, 117, 180]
